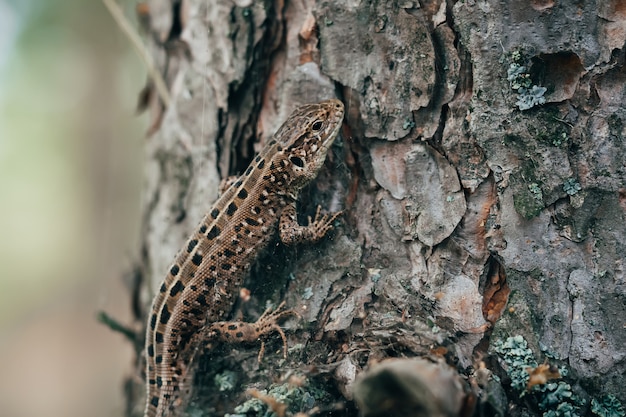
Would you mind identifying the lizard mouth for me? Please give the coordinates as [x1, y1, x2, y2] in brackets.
[319, 99, 345, 150]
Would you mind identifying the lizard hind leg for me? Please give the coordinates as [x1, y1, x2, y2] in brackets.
[207, 301, 301, 361]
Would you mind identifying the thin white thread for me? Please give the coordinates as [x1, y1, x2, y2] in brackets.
[200, 0, 209, 149]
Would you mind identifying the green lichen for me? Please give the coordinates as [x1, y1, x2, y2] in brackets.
[215, 371, 238, 391]
[493, 335, 537, 392]
[528, 183, 543, 201]
[492, 336, 583, 416]
[563, 178, 582, 196]
[302, 287, 314, 300]
[402, 119, 416, 130]
[493, 336, 624, 417]
[537, 382, 577, 411]
[507, 50, 547, 111]
[227, 380, 330, 417]
[508, 63, 532, 90]
[552, 131, 568, 147]
[542, 401, 579, 417]
[591, 395, 626, 417]
[516, 85, 547, 111]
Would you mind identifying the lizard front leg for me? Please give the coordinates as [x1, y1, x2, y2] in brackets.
[202, 204, 340, 359]
[279, 201, 342, 245]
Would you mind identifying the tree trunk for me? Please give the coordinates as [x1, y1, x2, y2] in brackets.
[125, 0, 626, 416]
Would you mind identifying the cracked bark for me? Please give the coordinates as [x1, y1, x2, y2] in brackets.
[124, 1, 626, 416]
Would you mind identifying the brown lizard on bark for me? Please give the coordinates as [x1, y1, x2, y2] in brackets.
[143, 99, 345, 417]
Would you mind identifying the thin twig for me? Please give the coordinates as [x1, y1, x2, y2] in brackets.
[102, 0, 171, 107]
[97, 311, 138, 345]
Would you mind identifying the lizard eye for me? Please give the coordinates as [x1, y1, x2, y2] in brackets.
[290, 156, 305, 167]
[311, 120, 323, 131]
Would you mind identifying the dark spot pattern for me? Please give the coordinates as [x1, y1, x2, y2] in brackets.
[211, 208, 219, 219]
[150, 314, 157, 330]
[221, 263, 232, 270]
[160, 284, 167, 293]
[199, 225, 207, 233]
[147, 344, 154, 357]
[207, 226, 220, 239]
[237, 188, 248, 199]
[151, 396, 159, 407]
[192, 253, 203, 266]
[170, 264, 180, 276]
[187, 239, 198, 253]
[156, 377, 163, 388]
[224, 248, 235, 258]
[257, 159, 265, 169]
[246, 217, 259, 226]
[226, 202, 237, 216]
[170, 280, 185, 297]
[155, 332, 164, 343]
[245, 166, 253, 175]
[155, 355, 162, 364]
[196, 294, 207, 306]
[160, 305, 171, 324]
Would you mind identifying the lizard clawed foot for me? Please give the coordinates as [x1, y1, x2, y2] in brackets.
[207, 301, 300, 361]
[255, 301, 300, 361]
[306, 205, 343, 241]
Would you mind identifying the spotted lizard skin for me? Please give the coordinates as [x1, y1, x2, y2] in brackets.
[143, 99, 345, 417]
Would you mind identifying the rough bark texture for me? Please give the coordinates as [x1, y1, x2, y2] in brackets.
[126, 0, 626, 416]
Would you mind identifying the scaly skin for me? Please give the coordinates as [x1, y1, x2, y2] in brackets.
[144, 99, 345, 417]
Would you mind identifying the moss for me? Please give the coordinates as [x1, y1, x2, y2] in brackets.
[606, 114, 623, 138]
[513, 188, 544, 219]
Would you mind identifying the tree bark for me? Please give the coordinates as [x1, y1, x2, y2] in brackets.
[125, 1, 626, 416]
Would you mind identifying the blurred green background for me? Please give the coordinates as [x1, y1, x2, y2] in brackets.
[0, 0, 145, 416]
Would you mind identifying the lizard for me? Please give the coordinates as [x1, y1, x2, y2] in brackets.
[143, 98, 345, 417]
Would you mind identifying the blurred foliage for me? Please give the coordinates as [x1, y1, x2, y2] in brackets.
[0, 0, 144, 326]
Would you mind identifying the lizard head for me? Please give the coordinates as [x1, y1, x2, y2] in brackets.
[272, 99, 345, 191]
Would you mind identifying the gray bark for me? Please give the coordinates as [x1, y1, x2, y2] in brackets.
[126, 0, 626, 416]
